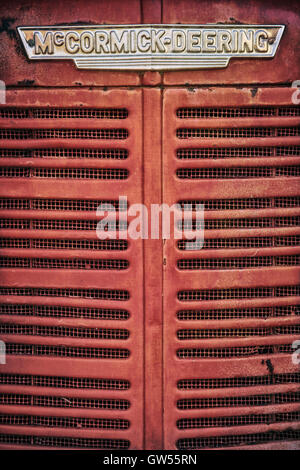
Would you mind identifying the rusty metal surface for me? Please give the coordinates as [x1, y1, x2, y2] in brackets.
[162, 0, 300, 85]
[0, 0, 300, 452]
[162, 87, 300, 450]
[0, 0, 299, 85]
[0, 89, 144, 449]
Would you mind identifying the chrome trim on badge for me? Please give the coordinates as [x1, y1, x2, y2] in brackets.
[17, 24, 285, 70]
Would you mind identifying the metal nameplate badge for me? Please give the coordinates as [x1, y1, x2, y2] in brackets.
[17, 24, 285, 70]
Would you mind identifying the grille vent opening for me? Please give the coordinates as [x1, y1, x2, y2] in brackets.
[0, 434, 130, 449]
[176, 127, 300, 139]
[0, 324, 130, 340]
[178, 216, 300, 230]
[176, 430, 300, 449]
[176, 305, 300, 321]
[0, 257, 129, 270]
[0, 148, 129, 159]
[177, 391, 300, 409]
[177, 146, 300, 159]
[177, 372, 300, 390]
[0, 219, 30, 229]
[0, 129, 128, 140]
[178, 196, 300, 210]
[0, 394, 130, 410]
[178, 236, 300, 250]
[176, 167, 300, 179]
[0, 107, 128, 119]
[0, 414, 130, 429]
[177, 285, 300, 301]
[0, 374, 130, 390]
[0, 304, 130, 320]
[176, 344, 293, 359]
[0, 219, 127, 231]
[5, 343, 130, 359]
[176, 106, 300, 118]
[0, 198, 128, 211]
[177, 255, 300, 270]
[177, 411, 300, 429]
[0, 239, 128, 251]
[0, 168, 129, 179]
[176, 325, 300, 340]
[0, 287, 129, 300]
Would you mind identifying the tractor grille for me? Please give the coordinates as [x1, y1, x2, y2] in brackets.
[163, 88, 300, 450]
[0, 90, 144, 449]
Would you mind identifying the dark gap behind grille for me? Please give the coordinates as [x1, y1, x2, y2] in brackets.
[177, 372, 300, 390]
[176, 107, 300, 118]
[0, 107, 128, 119]
[0, 129, 128, 140]
[0, 304, 130, 320]
[176, 430, 300, 449]
[0, 434, 130, 449]
[176, 146, 300, 159]
[0, 287, 129, 300]
[0, 149, 128, 159]
[0, 374, 130, 390]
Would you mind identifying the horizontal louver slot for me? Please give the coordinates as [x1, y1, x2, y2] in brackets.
[177, 255, 300, 270]
[177, 106, 300, 118]
[0, 239, 128, 251]
[178, 285, 300, 301]
[0, 324, 129, 340]
[0, 287, 129, 300]
[177, 411, 300, 429]
[178, 217, 300, 230]
[176, 344, 292, 359]
[176, 127, 300, 138]
[0, 434, 130, 449]
[0, 394, 130, 409]
[177, 372, 300, 390]
[0, 220, 127, 231]
[176, 430, 300, 449]
[176, 167, 300, 179]
[0, 374, 130, 390]
[5, 343, 130, 359]
[0, 168, 129, 179]
[0, 149, 128, 159]
[0, 257, 129, 270]
[0, 129, 128, 139]
[0, 304, 129, 320]
[178, 236, 300, 250]
[178, 196, 300, 210]
[0, 414, 130, 429]
[177, 146, 300, 159]
[177, 325, 300, 339]
[0, 198, 127, 211]
[177, 392, 300, 409]
[0, 108, 128, 119]
[177, 306, 300, 321]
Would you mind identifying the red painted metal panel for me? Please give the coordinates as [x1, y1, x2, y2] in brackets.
[163, 0, 300, 85]
[143, 88, 163, 449]
[0, 88, 144, 450]
[163, 87, 300, 450]
[0, 0, 141, 87]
